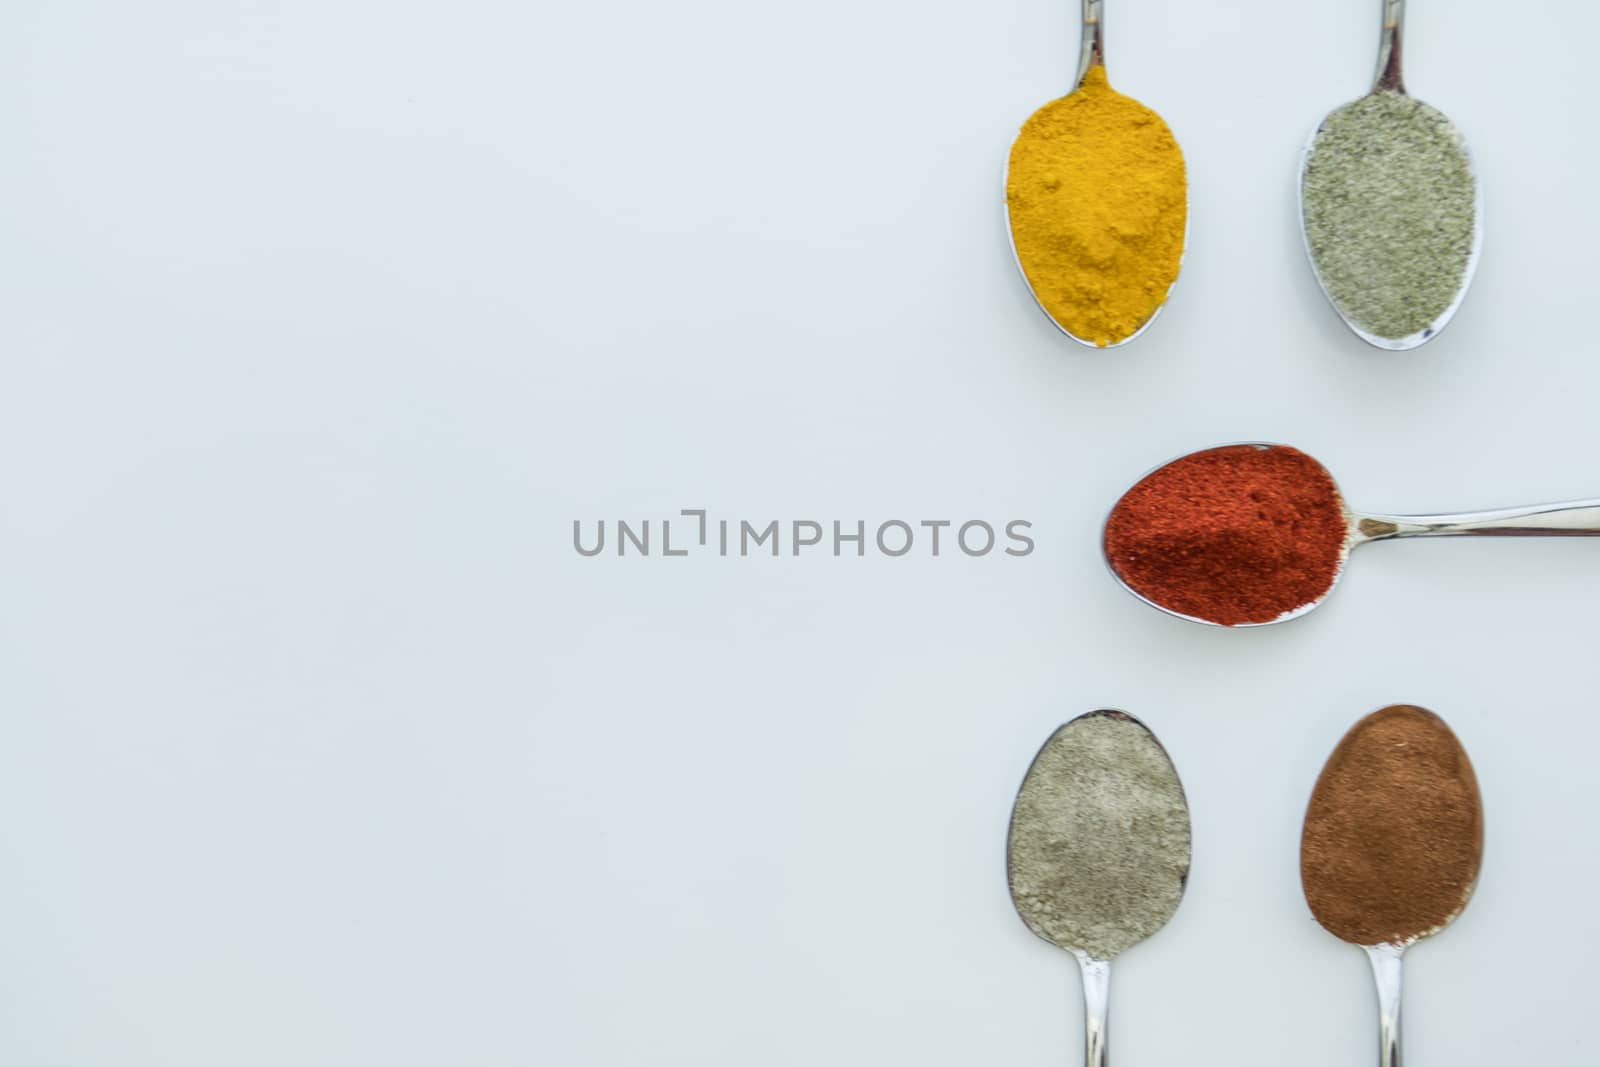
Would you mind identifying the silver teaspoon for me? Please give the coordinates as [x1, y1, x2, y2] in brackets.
[1104, 442, 1600, 627]
[1004, 0, 1187, 348]
[1007, 711, 1191, 1067]
[1298, 0, 1482, 349]
[1301, 705, 1483, 1067]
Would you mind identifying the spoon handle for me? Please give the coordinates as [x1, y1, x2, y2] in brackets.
[1356, 499, 1600, 541]
[1366, 944, 1405, 1067]
[1373, 0, 1406, 94]
[1076, 0, 1105, 87]
[1075, 954, 1111, 1067]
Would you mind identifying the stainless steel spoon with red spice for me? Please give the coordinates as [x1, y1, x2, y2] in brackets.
[1102, 442, 1600, 627]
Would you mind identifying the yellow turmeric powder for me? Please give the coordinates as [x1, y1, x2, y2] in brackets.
[1006, 67, 1187, 347]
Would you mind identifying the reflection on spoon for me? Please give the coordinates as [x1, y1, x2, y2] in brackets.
[1005, 0, 1186, 348]
[1103, 442, 1600, 626]
[1007, 711, 1191, 1067]
[1298, 0, 1481, 349]
[1301, 705, 1483, 1067]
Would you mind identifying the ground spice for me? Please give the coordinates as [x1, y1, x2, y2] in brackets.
[1301, 705, 1483, 946]
[1301, 91, 1476, 341]
[1007, 711, 1191, 961]
[1006, 66, 1187, 347]
[1102, 444, 1349, 626]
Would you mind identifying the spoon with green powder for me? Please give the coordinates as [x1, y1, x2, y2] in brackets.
[1299, 0, 1482, 349]
[1007, 711, 1191, 1066]
[1004, 0, 1188, 348]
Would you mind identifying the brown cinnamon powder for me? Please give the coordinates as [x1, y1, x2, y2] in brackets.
[1300, 705, 1483, 946]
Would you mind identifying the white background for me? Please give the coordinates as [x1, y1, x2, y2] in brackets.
[1, 1, 1595, 1064]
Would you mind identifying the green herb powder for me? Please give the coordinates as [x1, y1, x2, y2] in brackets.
[1301, 91, 1476, 341]
[1006, 712, 1191, 962]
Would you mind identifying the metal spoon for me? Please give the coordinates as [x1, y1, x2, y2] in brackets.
[1297, 0, 1482, 350]
[1007, 710, 1191, 1067]
[1004, 0, 1186, 348]
[1300, 705, 1483, 1067]
[1105, 441, 1600, 627]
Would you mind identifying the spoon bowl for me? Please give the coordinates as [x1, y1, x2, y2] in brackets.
[1297, 112, 1483, 351]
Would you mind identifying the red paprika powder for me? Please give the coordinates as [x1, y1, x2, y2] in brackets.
[1103, 444, 1349, 626]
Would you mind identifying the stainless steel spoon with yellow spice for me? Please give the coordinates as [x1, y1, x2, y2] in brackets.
[1005, 0, 1187, 348]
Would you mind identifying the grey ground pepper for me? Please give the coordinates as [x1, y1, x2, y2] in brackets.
[1006, 712, 1191, 961]
[1301, 91, 1476, 341]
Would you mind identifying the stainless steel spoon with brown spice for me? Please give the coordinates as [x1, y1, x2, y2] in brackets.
[1300, 705, 1484, 1067]
[1008, 711, 1191, 1067]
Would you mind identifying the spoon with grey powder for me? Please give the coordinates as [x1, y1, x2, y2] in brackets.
[1299, 0, 1481, 349]
[1007, 711, 1191, 1067]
